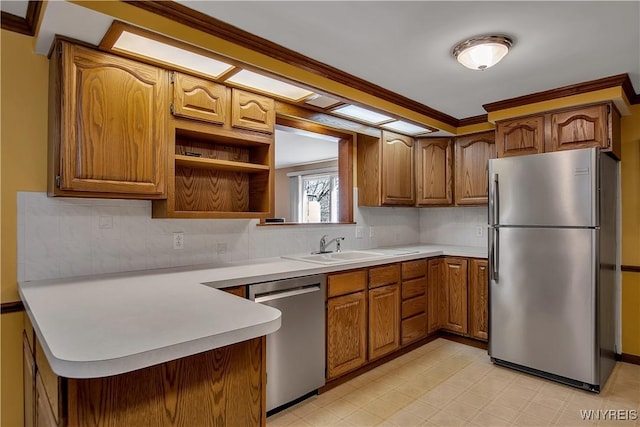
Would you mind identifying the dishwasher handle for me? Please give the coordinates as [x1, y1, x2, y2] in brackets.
[254, 284, 321, 303]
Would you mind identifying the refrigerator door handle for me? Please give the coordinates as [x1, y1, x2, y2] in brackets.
[489, 227, 495, 281]
[494, 173, 500, 225]
[492, 228, 499, 282]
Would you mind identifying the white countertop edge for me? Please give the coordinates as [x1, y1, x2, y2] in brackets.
[24, 298, 281, 379]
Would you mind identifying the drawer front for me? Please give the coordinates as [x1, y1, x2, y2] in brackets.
[402, 295, 426, 319]
[402, 260, 426, 280]
[369, 264, 400, 289]
[402, 313, 428, 345]
[328, 270, 367, 298]
[402, 277, 426, 300]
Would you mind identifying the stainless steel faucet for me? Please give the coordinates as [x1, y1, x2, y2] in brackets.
[317, 235, 345, 253]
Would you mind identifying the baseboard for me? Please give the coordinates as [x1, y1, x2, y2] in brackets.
[1, 300, 25, 314]
[617, 353, 640, 365]
[439, 331, 488, 351]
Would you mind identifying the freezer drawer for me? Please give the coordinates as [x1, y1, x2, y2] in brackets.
[489, 227, 598, 385]
[488, 148, 598, 227]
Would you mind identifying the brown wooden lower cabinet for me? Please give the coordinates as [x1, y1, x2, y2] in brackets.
[327, 291, 368, 379]
[24, 336, 267, 426]
[427, 258, 444, 334]
[368, 284, 400, 359]
[442, 258, 469, 334]
[469, 259, 489, 340]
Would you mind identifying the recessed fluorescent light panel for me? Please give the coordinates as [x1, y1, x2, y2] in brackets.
[113, 31, 234, 78]
[305, 94, 342, 109]
[226, 70, 313, 101]
[332, 105, 393, 124]
[381, 120, 432, 135]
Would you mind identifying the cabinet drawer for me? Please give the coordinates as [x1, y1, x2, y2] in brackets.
[173, 73, 228, 124]
[328, 270, 367, 298]
[402, 295, 426, 319]
[402, 314, 427, 345]
[402, 260, 426, 280]
[402, 277, 426, 299]
[369, 264, 400, 289]
[231, 89, 275, 133]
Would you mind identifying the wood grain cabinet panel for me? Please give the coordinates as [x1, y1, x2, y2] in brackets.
[416, 138, 453, 205]
[50, 41, 168, 198]
[442, 258, 469, 334]
[381, 131, 415, 205]
[172, 72, 227, 124]
[328, 270, 367, 298]
[231, 89, 275, 134]
[368, 284, 400, 360]
[496, 116, 544, 158]
[549, 104, 608, 152]
[35, 373, 57, 427]
[401, 314, 428, 345]
[401, 259, 427, 345]
[24, 335, 35, 427]
[427, 259, 444, 334]
[402, 260, 427, 280]
[455, 132, 496, 205]
[469, 259, 489, 341]
[327, 291, 368, 379]
[368, 264, 400, 289]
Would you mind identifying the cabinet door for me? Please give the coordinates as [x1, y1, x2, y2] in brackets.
[231, 89, 275, 133]
[469, 259, 489, 341]
[172, 73, 227, 124]
[496, 116, 544, 157]
[549, 104, 608, 152]
[58, 42, 167, 196]
[416, 138, 453, 205]
[381, 131, 415, 205]
[222, 285, 246, 298]
[369, 284, 400, 359]
[24, 335, 35, 427]
[442, 258, 468, 334]
[427, 259, 443, 334]
[455, 132, 496, 205]
[327, 292, 367, 379]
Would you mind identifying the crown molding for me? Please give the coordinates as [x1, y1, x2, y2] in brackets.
[1, 1, 43, 36]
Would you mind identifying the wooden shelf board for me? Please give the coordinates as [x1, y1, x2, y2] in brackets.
[175, 155, 270, 173]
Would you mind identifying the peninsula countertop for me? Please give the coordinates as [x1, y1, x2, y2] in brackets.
[19, 243, 486, 379]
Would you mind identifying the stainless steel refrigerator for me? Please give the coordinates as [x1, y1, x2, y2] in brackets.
[488, 147, 618, 392]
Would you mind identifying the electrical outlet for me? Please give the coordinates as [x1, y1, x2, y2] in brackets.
[173, 232, 184, 250]
[217, 242, 227, 254]
[369, 226, 375, 238]
[475, 226, 483, 237]
[355, 226, 364, 239]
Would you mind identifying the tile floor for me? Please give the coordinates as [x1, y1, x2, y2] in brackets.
[267, 339, 640, 426]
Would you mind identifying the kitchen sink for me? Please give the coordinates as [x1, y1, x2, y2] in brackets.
[283, 250, 386, 265]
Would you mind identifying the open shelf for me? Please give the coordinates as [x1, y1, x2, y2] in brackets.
[175, 155, 270, 173]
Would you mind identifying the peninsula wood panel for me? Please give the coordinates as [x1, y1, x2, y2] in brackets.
[66, 337, 265, 427]
[455, 132, 496, 205]
[173, 72, 227, 124]
[416, 138, 453, 205]
[327, 291, 367, 379]
[51, 41, 167, 197]
[35, 340, 60, 424]
[381, 131, 415, 205]
[35, 373, 57, 427]
[231, 89, 275, 134]
[223, 285, 247, 298]
[24, 336, 35, 427]
[496, 116, 544, 157]
[469, 259, 489, 341]
[549, 104, 608, 152]
[427, 259, 444, 334]
[442, 258, 469, 334]
[368, 284, 400, 360]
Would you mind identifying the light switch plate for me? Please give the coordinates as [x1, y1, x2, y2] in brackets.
[355, 226, 364, 239]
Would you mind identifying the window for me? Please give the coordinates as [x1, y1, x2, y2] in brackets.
[294, 172, 339, 223]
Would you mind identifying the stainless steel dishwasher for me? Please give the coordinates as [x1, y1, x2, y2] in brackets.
[249, 274, 325, 413]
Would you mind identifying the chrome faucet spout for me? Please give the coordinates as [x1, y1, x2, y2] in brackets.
[317, 235, 345, 253]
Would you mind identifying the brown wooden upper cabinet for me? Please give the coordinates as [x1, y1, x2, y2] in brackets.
[172, 72, 227, 125]
[415, 138, 453, 206]
[231, 89, 275, 134]
[49, 41, 168, 198]
[454, 131, 496, 205]
[496, 102, 621, 159]
[495, 115, 544, 157]
[357, 131, 415, 206]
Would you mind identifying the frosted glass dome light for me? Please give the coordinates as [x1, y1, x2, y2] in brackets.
[453, 35, 513, 71]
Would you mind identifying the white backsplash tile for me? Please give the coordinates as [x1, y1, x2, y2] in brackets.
[18, 191, 485, 282]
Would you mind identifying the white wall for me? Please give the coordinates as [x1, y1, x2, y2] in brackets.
[17, 191, 421, 282]
[419, 206, 488, 248]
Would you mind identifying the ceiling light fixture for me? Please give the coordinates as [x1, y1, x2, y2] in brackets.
[452, 35, 513, 71]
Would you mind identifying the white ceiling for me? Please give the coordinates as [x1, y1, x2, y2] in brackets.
[30, 1, 640, 123]
[275, 126, 339, 169]
[0, 0, 28, 18]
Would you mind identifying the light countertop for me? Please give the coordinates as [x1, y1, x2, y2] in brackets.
[19, 243, 485, 379]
